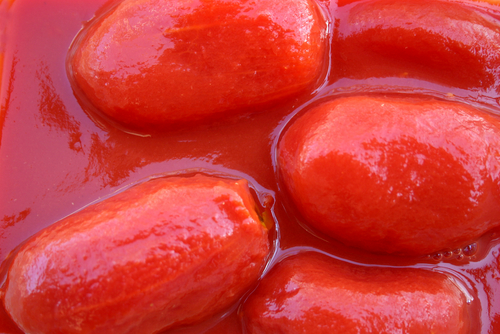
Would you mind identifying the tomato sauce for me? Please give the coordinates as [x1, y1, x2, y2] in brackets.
[0, 0, 499, 333]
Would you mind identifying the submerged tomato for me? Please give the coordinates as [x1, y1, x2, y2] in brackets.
[69, 0, 327, 131]
[332, 0, 500, 92]
[3, 174, 270, 334]
[242, 252, 471, 334]
[278, 96, 500, 255]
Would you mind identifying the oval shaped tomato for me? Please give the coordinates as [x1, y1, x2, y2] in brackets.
[242, 252, 471, 334]
[332, 0, 500, 93]
[3, 174, 270, 334]
[69, 0, 327, 131]
[278, 96, 500, 255]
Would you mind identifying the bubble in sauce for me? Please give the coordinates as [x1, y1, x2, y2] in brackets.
[463, 243, 478, 257]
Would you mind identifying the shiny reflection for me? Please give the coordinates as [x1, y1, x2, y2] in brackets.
[77, 99, 277, 190]
[81, 128, 218, 188]
[0, 208, 31, 230]
[465, 239, 500, 332]
[0, 54, 18, 149]
[162, 0, 305, 77]
[35, 62, 83, 153]
[356, 136, 477, 222]
[84, 132, 141, 187]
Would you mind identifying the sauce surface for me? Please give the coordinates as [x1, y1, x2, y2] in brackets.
[1, 0, 500, 333]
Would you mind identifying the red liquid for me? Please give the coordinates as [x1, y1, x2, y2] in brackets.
[0, 0, 499, 333]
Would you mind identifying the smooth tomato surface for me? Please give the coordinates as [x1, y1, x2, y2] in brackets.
[243, 252, 470, 334]
[278, 96, 500, 255]
[70, 0, 328, 131]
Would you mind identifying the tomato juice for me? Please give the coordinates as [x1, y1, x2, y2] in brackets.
[1, 0, 500, 333]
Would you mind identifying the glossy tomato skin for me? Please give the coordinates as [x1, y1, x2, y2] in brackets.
[278, 96, 500, 255]
[332, 0, 500, 92]
[3, 175, 270, 334]
[242, 252, 471, 334]
[69, 0, 327, 131]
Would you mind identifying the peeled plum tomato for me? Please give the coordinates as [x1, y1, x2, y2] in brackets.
[69, 0, 327, 131]
[333, 0, 500, 92]
[278, 96, 500, 256]
[3, 174, 270, 334]
[242, 252, 470, 334]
